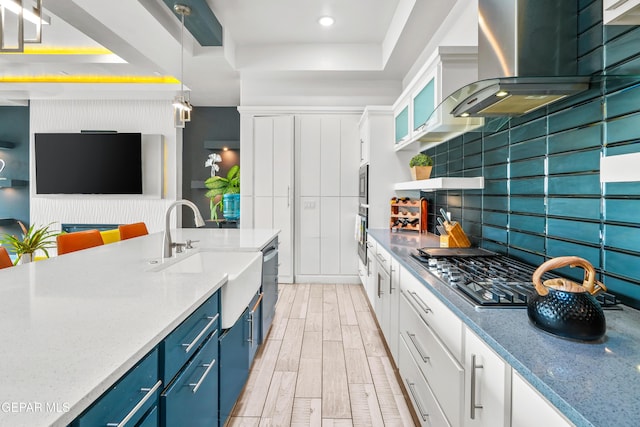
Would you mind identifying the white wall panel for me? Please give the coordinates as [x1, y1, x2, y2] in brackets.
[253, 196, 274, 230]
[30, 100, 179, 236]
[298, 117, 321, 197]
[320, 197, 341, 274]
[299, 196, 320, 275]
[253, 117, 274, 197]
[320, 118, 341, 197]
[340, 116, 360, 197]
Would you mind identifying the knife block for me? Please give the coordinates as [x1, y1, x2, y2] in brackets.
[440, 221, 471, 248]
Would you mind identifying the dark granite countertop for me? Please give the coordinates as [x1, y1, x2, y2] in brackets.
[368, 228, 640, 427]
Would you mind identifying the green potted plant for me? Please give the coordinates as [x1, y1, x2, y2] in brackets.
[204, 165, 240, 221]
[409, 153, 433, 180]
[0, 221, 58, 264]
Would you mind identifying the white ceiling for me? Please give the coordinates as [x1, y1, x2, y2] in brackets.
[0, 0, 463, 106]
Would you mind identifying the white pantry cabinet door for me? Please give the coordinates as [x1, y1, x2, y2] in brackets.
[341, 115, 360, 197]
[339, 197, 358, 275]
[320, 196, 340, 274]
[320, 117, 341, 197]
[298, 196, 321, 275]
[253, 117, 274, 197]
[298, 116, 321, 197]
[253, 196, 273, 230]
[464, 327, 511, 427]
[273, 116, 294, 198]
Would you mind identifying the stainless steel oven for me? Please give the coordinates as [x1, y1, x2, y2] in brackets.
[359, 164, 368, 205]
[357, 205, 368, 265]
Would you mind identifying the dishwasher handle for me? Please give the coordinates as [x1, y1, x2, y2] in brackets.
[263, 248, 279, 263]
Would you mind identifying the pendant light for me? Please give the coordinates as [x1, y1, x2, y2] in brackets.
[173, 3, 192, 128]
[0, 0, 48, 52]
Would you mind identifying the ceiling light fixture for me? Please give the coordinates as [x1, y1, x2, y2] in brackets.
[318, 16, 334, 27]
[0, 0, 48, 53]
[173, 3, 193, 128]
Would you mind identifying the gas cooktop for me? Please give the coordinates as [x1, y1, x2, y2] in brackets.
[411, 248, 621, 309]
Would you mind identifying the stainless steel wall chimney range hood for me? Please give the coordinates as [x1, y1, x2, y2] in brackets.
[451, 0, 590, 118]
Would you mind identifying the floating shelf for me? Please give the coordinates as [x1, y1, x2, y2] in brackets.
[0, 179, 28, 188]
[394, 177, 484, 191]
[0, 141, 16, 150]
[203, 140, 239, 150]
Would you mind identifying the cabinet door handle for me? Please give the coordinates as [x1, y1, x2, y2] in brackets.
[263, 248, 279, 263]
[106, 380, 162, 427]
[182, 313, 219, 353]
[470, 354, 484, 419]
[366, 242, 374, 249]
[408, 291, 432, 314]
[189, 358, 217, 394]
[377, 273, 384, 297]
[405, 378, 429, 422]
[607, 0, 630, 10]
[406, 331, 430, 363]
[287, 186, 290, 207]
[389, 266, 395, 293]
[376, 253, 386, 264]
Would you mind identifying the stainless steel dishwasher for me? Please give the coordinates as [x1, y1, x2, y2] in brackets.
[261, 238, 279, 339]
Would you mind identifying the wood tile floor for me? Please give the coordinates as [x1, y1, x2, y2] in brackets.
[228, 283, 416, 427]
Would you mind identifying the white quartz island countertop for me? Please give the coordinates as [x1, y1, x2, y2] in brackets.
[0, 228, 279, 427]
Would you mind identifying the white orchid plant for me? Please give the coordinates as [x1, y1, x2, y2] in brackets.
[205, 153, 222, 177]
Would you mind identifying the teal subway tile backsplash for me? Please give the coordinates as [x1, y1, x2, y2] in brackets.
[547, 149, 600, 174]
[548, 218, 600, 245]
[510, 158, 544, 178]
[547, 238, 600, 269]
[510, 177, 544, 195]
[424, 4, 640, 308]
[604, 224, 640, 253]
[509, 231, 545, 253]
[511, 214, 545, 234]
[604, 199, 640, 223]
[510, 137, 546, 161]
[548, 99, 602, 133]
[548, 198, 601, 220]
[547, 124, 601, 154]
[510, 197, 545, 215]
[548, 174, 601, 196]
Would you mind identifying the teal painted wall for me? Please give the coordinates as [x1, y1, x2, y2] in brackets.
[423, 0, 640, 308]
[0, 106, 30, 247]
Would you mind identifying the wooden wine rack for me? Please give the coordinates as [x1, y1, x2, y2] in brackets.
[390, 197, 427, 233]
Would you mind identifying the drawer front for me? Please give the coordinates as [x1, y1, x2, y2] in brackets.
[374, 243, 391, 274]
[398, 336, 451, 427]
[162, 291, 220, 384]
[74, 348, 161, 427]
[249, 291, 263, 364]
[137, 405, 159, 427]
[161, 331, 219, 427]
[400, 268, 463, 362]
[219, 307, 250, 427]
[400, 292, 463, 427]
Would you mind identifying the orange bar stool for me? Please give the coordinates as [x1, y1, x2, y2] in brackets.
[0, 247, 12, 269]
[57, 230, 104, 255]
[119, 222, 149, 240]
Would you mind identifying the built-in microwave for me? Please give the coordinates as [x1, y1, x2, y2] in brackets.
[359, 164, 368, 205]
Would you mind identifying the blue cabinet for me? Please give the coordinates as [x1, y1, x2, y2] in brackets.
[138, 405, 159, 427]
[160, 292, 220, 385]
[72, 349, 161, 427]
[218, 290, 263, 427]
[161, 330, 219, 427]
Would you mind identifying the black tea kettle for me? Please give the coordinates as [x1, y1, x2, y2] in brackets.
[527, 256, 606, 341]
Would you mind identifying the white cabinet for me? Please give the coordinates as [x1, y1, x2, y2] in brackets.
[251, 115, 294, 283]
[604, 0, 640, 25]
[511, 371, 573, 427]
[464, 328, 511, 427]
[392, 46, 481, 152]
[364, 238, 376, 306]
[295, 114, 360, 281]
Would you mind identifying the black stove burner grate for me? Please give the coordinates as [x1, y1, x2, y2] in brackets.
[411, 251, 621, 309]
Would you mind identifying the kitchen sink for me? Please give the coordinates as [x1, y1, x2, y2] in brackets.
[151, 250, 263, 329]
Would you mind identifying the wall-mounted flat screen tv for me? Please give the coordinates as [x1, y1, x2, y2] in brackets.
[35, 133, 143, 195]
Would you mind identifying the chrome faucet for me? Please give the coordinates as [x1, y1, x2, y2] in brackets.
[163, 199, 206, 258]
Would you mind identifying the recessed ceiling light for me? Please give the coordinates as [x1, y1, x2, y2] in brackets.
[318, 16, 334, 27]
